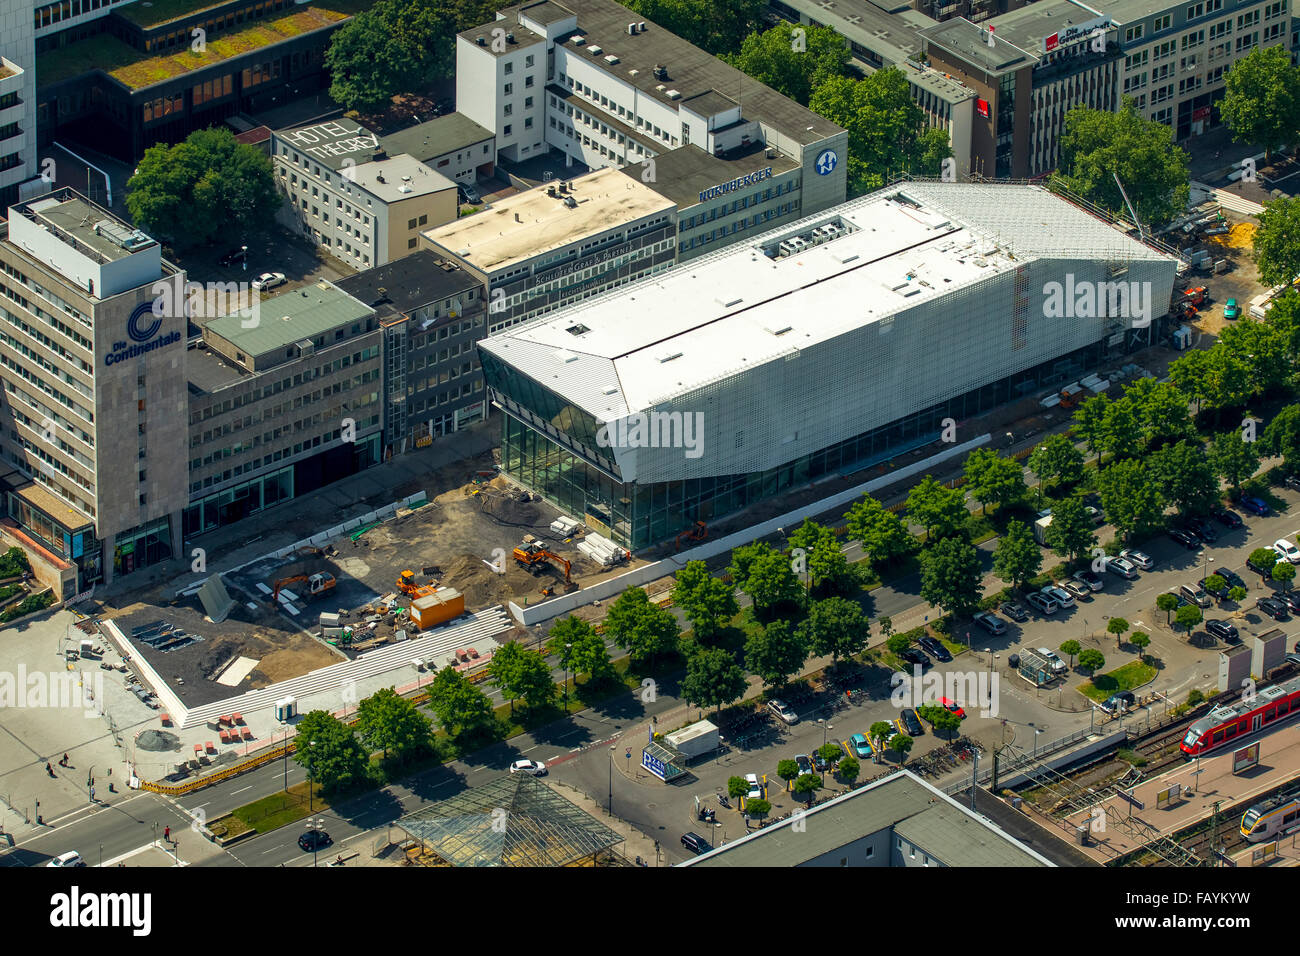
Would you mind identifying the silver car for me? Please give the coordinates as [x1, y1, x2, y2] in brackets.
[1120, 548, 1154, 571]
[1105, 555, 1138, 579]
[767, 699, 799, 725]
[1042, 584, 1075, 608]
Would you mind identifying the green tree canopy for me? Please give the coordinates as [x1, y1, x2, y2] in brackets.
[963, 448, 1027, 514]
[1074, 394, 1110, 462]
[1150, 440, 1221, 516]
[1029, 433, 1084, 491]
[1209, 428, 1261, 491]
[722, 21, 850, 105]
[729, 542, 805, 619]
[919, 537, 983, 617]
[126, 128, 279, 249]
[800, 596, 868, 663]
[1100, 397, 1143, 462]
[673, 560, 739, 643]
[546, 616, 614, 682]
[1221, 44, 1300, 161]
[1256, 197, 1300, 287]
[487, 641, 557, 713]
[292, 710, 369, 793]
[1175, 603, 1203, 633]
[681, 647, 748, 714]
[604, 586, 681, 666]
[994, 519, 1042, 591]
[1057, 99, 1190, 227]
[1043, 497, 1096, 563]
[1077, 648, 1105, 672]
[426, 666, 495, 739]
[843, 494, 917, 565]
[1059, 640, 1081, 667]
[906, 475, 969, 541]
[621, 0, 764, 56]
[355, 686, 431, 762]
[744, 618, 809, 689]
[1096, 458, 1164, 542]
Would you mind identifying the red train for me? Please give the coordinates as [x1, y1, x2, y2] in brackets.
[1180, 673, 1300, 756]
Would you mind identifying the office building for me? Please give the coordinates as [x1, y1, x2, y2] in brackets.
[0, 188, 188, 587]
[1, 0, 41, 211]
[455, 0, 847, 242]
[421, 166, 676, 334]
[272, 118, 459, 269]
[335, 250, 491, 456]
[378, 112, 496, 186]
[478, 181, 1178, 549]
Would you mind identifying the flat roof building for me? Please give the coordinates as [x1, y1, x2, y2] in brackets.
[479, 181, 1178, 548]
[682, 772, 1055, 867]
[379, 113, 497, 186]
[422, 166, 677, 333]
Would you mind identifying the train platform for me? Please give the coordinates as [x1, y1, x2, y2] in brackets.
[1029, 719, 1300, 864]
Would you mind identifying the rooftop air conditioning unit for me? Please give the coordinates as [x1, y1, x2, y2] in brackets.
[666, 90, 680, 99]
[476, 36, 486, 45]
[587, 45, 602, 54]
[638, 21, 646, 31]
[627, 22, 636, 34]
[505, 32, 516, 43]
[605, 54, 620, 64]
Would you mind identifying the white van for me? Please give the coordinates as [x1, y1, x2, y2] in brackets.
[1036, 647, 1068, 674]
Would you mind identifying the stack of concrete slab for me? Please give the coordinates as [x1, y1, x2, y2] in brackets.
[577, 533, 626, 567]
[1081, 373, 1109, 394]
[550, 515, 581, 535]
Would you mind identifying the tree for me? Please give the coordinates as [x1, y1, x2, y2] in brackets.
[1168, 345, 1252, 420]
[917, 703, 961, 740]
[1100, 397, 1143, 463]
[886, 632, 912, 656]
[1221, 45, 1300, 162]
[1175, 603, 1203, 634]
[681, 647, 748, 715]
[919, 537, 983, 616]
[126, 129, 278, 249]
[906, 475, 969, 541]
[621, 0, 764, 56]
[673, 561, 739, 643]
[777, 759, 800, 790]
[1057, 100, 1190, 227]
[1151, 440, 1221, 516]
[1074, 394, 1110, 462]
[426, 666, 494, 739]
[792, 772, 821, 803]
[727, 775, 751, 801]
[816, 742, 843, 771]
[837, 755, 861, 785]
[1229, 586, 1248, 603]
[1097, 458, 1164, 542]
[744, 618, 809, 689]
[1219, 319, 1293, 398]
[729, 542, 804, 619]
[889, 734, 913, 762]
[745, 797, 771, 817]
[800, 596, 868, 663]
[547, 616, 613, 683]
[1131, 631, 1151, 660]
[809, 69, 950, 197]
[1205, 574, 1227, 596]
[292, 710, 369, 793]
[1209, 429, 1261, 492]
[604, 587, 680, 667]
[355, 687, 431, 762]
[1106, 616, 1129, 650]
[1059, 640, 1081, 668]
[722, 21, 850, 105]
[487, 641, 556, 713]
[994, 520, 1042, 590]
[869, 720, 894, 744]
[1156, 591, 1180, 625]
[1250, 547, 1280, 579]
[787, 520, 853, 594]
[843, 494, 917, 565]
[1273, 561, 1296, 591]
[1029, 434, 1084, 491]
[964, 448, 1027, 514]
[1077, 648, 1106, 673]
[1043, 497, 1096, 563]
[1262, 405, 1300, 472]
[1124, 377, 1194, 450]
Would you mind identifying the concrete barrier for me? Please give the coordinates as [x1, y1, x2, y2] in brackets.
[510, 435, 990, 626]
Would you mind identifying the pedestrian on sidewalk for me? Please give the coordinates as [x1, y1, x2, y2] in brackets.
[163, 826, 170, 843]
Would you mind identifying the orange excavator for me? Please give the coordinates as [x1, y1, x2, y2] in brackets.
[272, 572, 336, 602]
[674, 520, 708, 551]
[512, 543, 573, 584]
[396, 570, 438, 600]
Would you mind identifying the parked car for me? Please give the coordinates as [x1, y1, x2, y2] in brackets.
[744, 773, 763, 800]
[46, 851, 85, 868]
[849, 733, 871, 758]
[1248, 552, 1279, 577]
[1279, 591, 1300, 614]
[1205, 619, 1240, 643]
[972, 611, 1006, 635]
[1199, 576, 1231, 600]
[681, 832, 711, 855]
[1036, 647, 1068, 674]
[813, 745, 843, 772]
[298, 830, 332, 851]
[251, 271, 286, 291]
[940, 697, 967, 719]
[1099, 691, 1137, 715]
[1105, 555, 1138, 579]
[1073, 570, 1105, 592]
[1212, 509, 1243, 530]
[217, 247, 247, 268]
[900, 708, 923, 736]
[1000, 601, 1029, 622]
[1275, 538, 1300, 564]
[1285, 653, 1300, 669]
[459, 182, 483, 204]
[1185, 515, 1218, 542]
[1167, 527, 1201, 550]
[767, 699, 799, 725]
[1257, 596, 1290, 620]
[1179, 583, 1212, 608]
[1224, 298, 1241, 320]
[509, 758, 547, 776]
[1061, 580, 1092, 601]
[1025, 592, 1059, 615]
[1285, 474, 1300, 492]
[1042, 584, 1075, 608]
[918, 635, 953, 662]
[1218, 568, 1247, 591]
[794, 754, 814, 777]
[900, 647, 931, 669]
[1239, 495, 1271, 516]
[1084, 505, 1105, 526]
[1120, 548, 1154, 570]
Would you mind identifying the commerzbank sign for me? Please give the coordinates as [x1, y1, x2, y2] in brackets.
[698, 166, 773, 204]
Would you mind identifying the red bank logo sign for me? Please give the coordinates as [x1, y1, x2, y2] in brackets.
[976, 98, 990, 119]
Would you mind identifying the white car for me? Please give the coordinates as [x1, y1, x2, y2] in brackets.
[1120, 548, 1154, 571]
[508, 758, 547, 776]
[251, 271, 286, 292]
[1275, 538, 1300, 565]
[1042, 584, 1074, 608]
[47, 851, 85, 867]
[1105, 555, 1138, 579]
[744, 773, 763, 800]
[767, 699, 799, 725]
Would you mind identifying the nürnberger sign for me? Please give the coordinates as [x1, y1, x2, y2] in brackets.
[698, 166, 773, 204]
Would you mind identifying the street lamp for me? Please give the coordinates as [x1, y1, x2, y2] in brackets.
[817, 719, 833, 784]
[608, 744, 616, 816]
[1203, 553, 1215, 583]
[308, 740, 316, 813]
[307, 817, 326, 868]
[241, 245, 247, 272]
[1033, 728, 1044, 757]
[279, 721, 290, 792]
[563, 642, 572, 715]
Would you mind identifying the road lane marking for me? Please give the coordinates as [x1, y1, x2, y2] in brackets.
[230, 786, 253, 796]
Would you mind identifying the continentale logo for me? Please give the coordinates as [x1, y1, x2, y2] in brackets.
[127, 299, 162, 342]
[104, 292, 182, 367]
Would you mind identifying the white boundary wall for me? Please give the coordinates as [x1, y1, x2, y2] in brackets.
[509, 435, 990, 626]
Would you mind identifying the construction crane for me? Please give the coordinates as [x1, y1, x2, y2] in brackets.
[512, 543, 572, 583]
[272, 572, 336, 603]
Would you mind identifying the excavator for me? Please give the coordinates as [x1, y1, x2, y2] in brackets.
[396, 570, 438, 600]
[512, 543, 576, 591]
[674, 520, 708, 551]
[272, 572, 336, 603]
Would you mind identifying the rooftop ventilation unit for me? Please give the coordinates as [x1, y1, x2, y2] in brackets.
[666, 89, 680, 99]
[554, 349, 579, 364]
[505, 32, 516, 43]
[652, 65, 668, 80]
[764, 324, 793, 336]
[627, 21, 636, 34]
[397, 184, 412, 193]
[476, 35, 486, 45]
[570, 35, 585, 44]
[605, 54, 620, 64]
[587, 45, 602, 54]
[638, 21, 646, 31]
[601, 384, 619, 395]
[715, 294, 743, 307]
[657, 351, 683, 364]
[628, 68, 639, 76]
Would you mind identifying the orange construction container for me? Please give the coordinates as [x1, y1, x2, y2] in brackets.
[410, 588, 465, 630]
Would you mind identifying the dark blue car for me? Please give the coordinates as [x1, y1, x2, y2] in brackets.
[1239, 495, 1271, 516]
